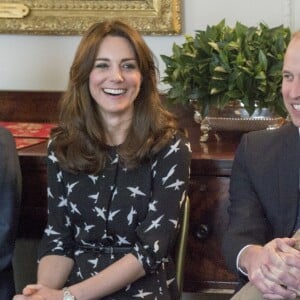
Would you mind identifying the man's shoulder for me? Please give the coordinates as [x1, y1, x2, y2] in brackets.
[0, 126, 12, 137]
[242, 122, 296, 144]
[0, 126, 14, 146]
[235, 122, 299, 159]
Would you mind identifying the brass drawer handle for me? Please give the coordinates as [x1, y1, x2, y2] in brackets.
[198, 184, 207, 192]
[193, 223, 211, 241]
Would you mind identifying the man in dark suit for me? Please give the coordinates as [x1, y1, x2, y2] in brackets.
[0, 126, 21, 300]
[222, 31, 300, 300]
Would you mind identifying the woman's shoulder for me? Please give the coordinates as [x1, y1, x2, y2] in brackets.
[158, 130, 191, 158]
[162, 129, 189, 145]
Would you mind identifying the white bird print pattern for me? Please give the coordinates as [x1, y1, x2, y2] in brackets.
[47, 187, 54, 199]
[169, 219, 178, 228]
[133, 289, 153, 298]
[111, 187, 118, 201]
[153, 240, 159, 253]
[70, 202, 81, 214]
[83, 223, 95, 232]
[166, 179, 185, 190]
[40, 134, 191, 299]
[48, 151, 58, 163]
[144, 215, 164, 232]
[88, 175, 98, 184]
[163, 139, 181, 158]
[88, 258, 98, 269]
[108, 209, 120, 221]
[66, 181, 79, 195]
[57, 171, 63, 182]
[58, 196, 67, 207]
[52, 238, 63, 251]
[116, 235, 131, 245]
[127, 186, 146, 198]
[88, 192, 99, 204]
[148, 200, 158, 212]
[162, 164, 177, 185]
[93, 207, 106, 220]
[65, 215, 71, 227]
[127, 206, 137, 225]
[44, 225, 60, 236]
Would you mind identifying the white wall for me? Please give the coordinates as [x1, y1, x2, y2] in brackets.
[0, 0, 297, 92]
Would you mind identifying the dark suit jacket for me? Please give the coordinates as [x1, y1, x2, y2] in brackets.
[0, 127, 21, 299]
[222, 122, 300, 284]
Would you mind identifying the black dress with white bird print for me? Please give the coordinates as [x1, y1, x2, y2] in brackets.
[38, 133, 191, 299]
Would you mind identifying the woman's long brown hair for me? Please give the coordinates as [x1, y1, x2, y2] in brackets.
[51, 20, 179, 174]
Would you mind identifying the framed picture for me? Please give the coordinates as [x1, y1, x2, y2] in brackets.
[0, 0, 181, 35]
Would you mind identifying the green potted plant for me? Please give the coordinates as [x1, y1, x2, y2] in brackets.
[161, 19, 291, 118]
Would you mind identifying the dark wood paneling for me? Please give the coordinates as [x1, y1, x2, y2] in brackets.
[0, 91, 61, 122]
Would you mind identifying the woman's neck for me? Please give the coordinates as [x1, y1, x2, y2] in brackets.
[105, 117, 132, 146]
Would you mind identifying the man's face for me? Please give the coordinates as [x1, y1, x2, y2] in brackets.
[282, 37, 300, 127]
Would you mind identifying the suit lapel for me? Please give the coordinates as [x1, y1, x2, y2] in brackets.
[278, 124, 300, 236]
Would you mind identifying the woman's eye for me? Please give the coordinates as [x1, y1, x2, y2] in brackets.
[95, 63, 109, 69]
[122, 63, 137, 70]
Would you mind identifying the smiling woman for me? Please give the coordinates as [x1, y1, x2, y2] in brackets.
[12, 19, 191, 300]
[0, 0, 182, 35]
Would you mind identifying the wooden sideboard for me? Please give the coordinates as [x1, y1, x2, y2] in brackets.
[185, 129, 239, 293]
[1, 91, 240, 293]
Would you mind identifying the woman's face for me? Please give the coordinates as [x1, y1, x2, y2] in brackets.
[89, 35, 142, 122]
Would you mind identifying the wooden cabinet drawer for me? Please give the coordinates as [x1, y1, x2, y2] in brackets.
[184, 176, 238, 292]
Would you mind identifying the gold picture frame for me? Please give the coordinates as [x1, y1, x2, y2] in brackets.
[0, 0, 181, 35]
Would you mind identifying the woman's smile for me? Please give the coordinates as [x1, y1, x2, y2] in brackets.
[103, 88, 127, 96]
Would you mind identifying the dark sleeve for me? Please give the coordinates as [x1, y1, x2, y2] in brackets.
[0, 127, 21, 272]
[222, 134, 272, 275]
[38, 141, 75, 260]
[132, 134, 191, 273]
